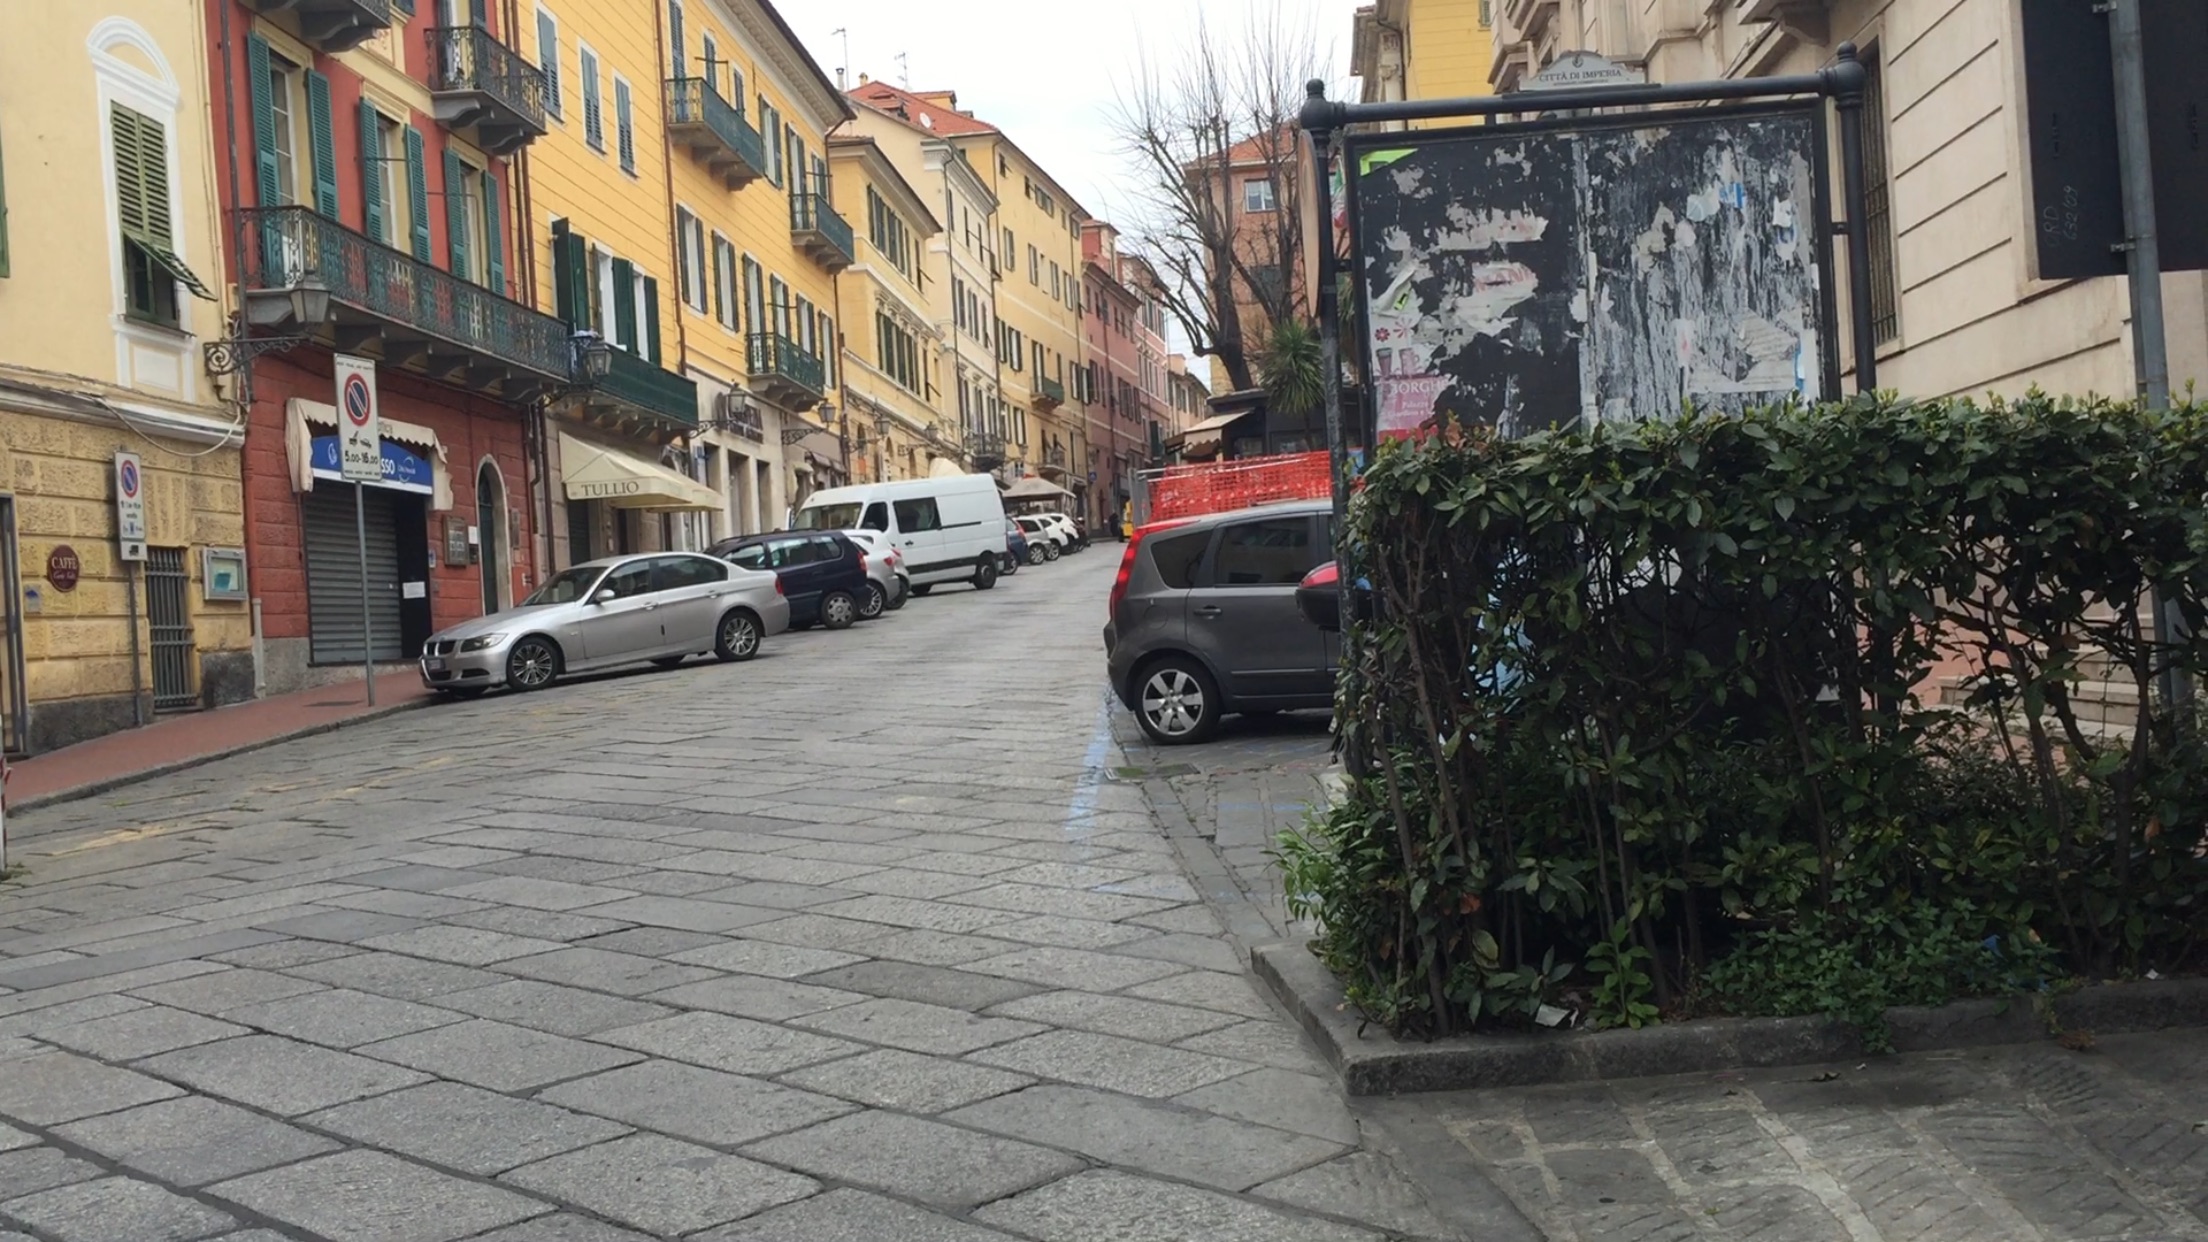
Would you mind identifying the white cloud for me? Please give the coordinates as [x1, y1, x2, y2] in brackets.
[780, 0, 1365, 225]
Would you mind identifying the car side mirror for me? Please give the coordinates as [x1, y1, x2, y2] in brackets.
[593, 589, 618, 604]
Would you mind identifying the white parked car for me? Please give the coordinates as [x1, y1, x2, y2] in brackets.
[420, 552, 788, 697]
[1014, 515, 1063, 563]
[840, 529, 910, 616]
[793, 474, 1009, 595]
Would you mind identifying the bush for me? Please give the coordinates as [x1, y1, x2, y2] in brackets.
[1288, 395, 2208, 1039]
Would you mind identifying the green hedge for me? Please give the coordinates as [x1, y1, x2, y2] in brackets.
[1280, 396, 2208, 1042]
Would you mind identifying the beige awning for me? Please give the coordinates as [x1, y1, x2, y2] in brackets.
[1003, 476, 1073, 501]
[285, 397, 453, 510]
[559, 432, 721, 512]
[1174, 410, 1251, 439]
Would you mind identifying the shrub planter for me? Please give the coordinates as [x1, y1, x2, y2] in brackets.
[1253, 941, 2208, 1096]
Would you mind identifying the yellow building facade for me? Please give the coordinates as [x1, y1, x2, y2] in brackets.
[828, 136, 944, 483]
[1352, 0, 1498, 126]
[0, 4, 254, 753]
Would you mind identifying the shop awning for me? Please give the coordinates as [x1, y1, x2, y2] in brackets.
[1169, 409, 1251, 460]
[1002, 476, 1073, 501]
[560, 433, 722, 511]
[285, 398, 452, 510]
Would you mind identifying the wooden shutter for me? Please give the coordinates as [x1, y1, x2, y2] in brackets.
[306, 71, 338, 218]
[443, 148, 470, 279]
[112, 107, 150, 243]
[537, 11, 560, 118]
[641, 275, 661, 364]
[581, 49, 601, 147]
[247, 33, 281, 208]
[587, 241, 603, 331]
[669, 0, 684, 79]
[615, 79, 633, 171]
[0, 111, 8, 277]
[404, 125, 431, 260]
[112, 106, 213, 299]
[551, 225, 587, 326]
[610, 257, 636, 350]
[482, 172, 504, 294]
[357, 100, 385, 243]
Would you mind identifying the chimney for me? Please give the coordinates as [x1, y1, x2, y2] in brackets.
[858, 73, 870, 85]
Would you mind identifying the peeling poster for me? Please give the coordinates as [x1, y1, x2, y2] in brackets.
[1351, 105, 1833, 439]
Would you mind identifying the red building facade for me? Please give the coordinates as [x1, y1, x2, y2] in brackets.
[1081, 221, 1152, 530]
[205, 0, 563, 692]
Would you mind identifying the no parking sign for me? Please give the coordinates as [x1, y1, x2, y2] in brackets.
[114, 450, 146, 562]
[335, 354, 382, 484]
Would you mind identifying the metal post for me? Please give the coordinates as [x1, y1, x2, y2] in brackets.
[355, 481, 377, 706]
[124, 563, 145, 727]
[1303, 79, 1365, 775]
[1829, 43, 1878, 394]
[2107, 0, 2191, 710]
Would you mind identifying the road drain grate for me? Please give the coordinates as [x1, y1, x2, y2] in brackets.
[1106, 764, 1200, 781]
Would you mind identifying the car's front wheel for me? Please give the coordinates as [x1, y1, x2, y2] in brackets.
[1135, 657, 1220, 744]
[887, 578, 910, 609]
[714, 609, 762, 661]
[859, 581, 888, 620]
[506, 637, 562, 691]
[820, 589, 859, 630]
[973, 556, 1000, 591]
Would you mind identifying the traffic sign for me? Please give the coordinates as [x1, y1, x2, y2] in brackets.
[114, 450, 147, 562]
[335, 354, 383, 484]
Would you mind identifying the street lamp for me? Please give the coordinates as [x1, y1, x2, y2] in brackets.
[571, 330, 613, 382]
[203, 275, 336, 408]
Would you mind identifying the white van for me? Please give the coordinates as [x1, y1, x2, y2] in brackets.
[791, 475, 1010, 592]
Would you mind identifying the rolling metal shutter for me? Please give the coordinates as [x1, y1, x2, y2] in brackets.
[304, 486, 405, 664]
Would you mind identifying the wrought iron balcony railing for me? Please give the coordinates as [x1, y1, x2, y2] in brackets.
[1035, 375, 1066, 409]
[427, 25, 548, 155]
[790, 193, 855, 272]
[591, 345, 698, 429]
[238, 205, 570, 386]
[666, 78, 768, 189]
[746, 331, 826, 407]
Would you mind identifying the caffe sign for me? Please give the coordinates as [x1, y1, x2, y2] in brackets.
[45, 546, 81, 592]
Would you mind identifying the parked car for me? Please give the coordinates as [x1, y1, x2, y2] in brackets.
[709, 531, 871, 630]
[1002, 519, 1029, 575]
[838, 529, 909, 617]
[1103, 500, 1336, 743]
[1015, 515, 1063, 563]
[1042, 512, 1087, 551]
[421, 552, 787, 697]
[792, 474, 1007, 594]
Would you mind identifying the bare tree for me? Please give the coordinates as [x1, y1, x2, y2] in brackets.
[1110, 9, 1327, 394]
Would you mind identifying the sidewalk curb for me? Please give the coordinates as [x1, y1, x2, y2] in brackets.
[1252, 940, 2208, 1096]
[7, 696, 436, 819]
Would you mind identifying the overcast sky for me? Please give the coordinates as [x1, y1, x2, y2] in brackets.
[781, 0, 1366, 228]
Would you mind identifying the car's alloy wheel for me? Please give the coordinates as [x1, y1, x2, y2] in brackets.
[860, 581, 887, 620]
[1138, 660, 1218, 744]
[1027, 544, 1047, 566]
[506, 637, 561, 691]
[1042, 542, 1061, 561]
[821, 590, 858, 630]
[715, 611, 761, 661]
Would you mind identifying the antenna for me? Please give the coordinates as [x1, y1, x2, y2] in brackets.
[830, 27, 848, 89]
[896, 51, 909, 89]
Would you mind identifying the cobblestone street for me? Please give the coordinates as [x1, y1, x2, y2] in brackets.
[0, 555, 1457, 1242]
[3, 553, 2206, 1241]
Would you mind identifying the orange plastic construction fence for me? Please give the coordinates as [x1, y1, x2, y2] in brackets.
[1146, 450, 1332, 522]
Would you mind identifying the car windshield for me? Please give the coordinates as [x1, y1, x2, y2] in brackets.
[793, 503, 862, 531]
[523, 565, 605, 606]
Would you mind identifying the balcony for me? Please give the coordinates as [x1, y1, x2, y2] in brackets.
[1033, 375, 1065, 411]
[1500, 0, 1557, 40]
[964, 430, 1007, 473]
[1738, 0, 1834, 39]
[1041, 443, 1071, 474]
[666, 78, 768, 190]
[237, 206, 569, 398]
[240, 0, 392, 54]
[576, 345, 698, 440]
[746, 332, 825, 410]
[427, 26, 548, 156]
[790, 194, 855, 272]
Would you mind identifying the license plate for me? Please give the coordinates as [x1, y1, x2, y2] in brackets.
[425, 658, 447, 672]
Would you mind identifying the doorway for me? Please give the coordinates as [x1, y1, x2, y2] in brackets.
[145, 546, 196, 712]
[477, 461, 505, 615]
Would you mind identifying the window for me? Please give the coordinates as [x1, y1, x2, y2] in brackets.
[1031, 341, 1044, 377]
[892, 497, 941, 532]
[768, 275, 790, 337]
[712, 234, 736, 328]
[1862, 49, 1899, 345]
[1028, 244, 1039, 284]
[374, 113, 407, 245]
[537, 9, 561, 119]
[701, 34, 718, 91]
[676, 208, 705, 311]
[1243, 178, 1277, 213]
[819, 312, 836, 387]
[861, 502, 889, 530]
[1002, 226, 1013, 261]
[266, 52, 302, 204]
[796, 295, 815, 354]
[877, 311, 919, 393]
[655, 555, 725, 590]
[953, 278, 966, 331]
[742, 254, 764, 333]
[866, 188, 913, 279]
[668, 0, 684, 77]
[727, 544, 768, 571]
[111, 105, 211, 327]
[1049, 262, 1060, 301]
[1211, 517, 1314, 586]
[758, 99, 783, 185]
[579, 45, 603, 150]
[614, 76, 635, 173]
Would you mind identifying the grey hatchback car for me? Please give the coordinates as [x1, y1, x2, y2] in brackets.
[1104, 500, 1337, 744]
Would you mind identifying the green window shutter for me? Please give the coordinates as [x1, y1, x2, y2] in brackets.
[357, 100, 385, 243]
[552, 226, 588, 326]
[306, 71, 338, 218]
[587, 242, 602, 329]
[111, 105, 214, 300]
[482, 172, 504, 294]
[404, 126, 431, 260]
[610, 257, 636, 351]
[247, 33, 280, 208]
[669, 0, 684, 79]
[112, 107, 148, 241]
[0, 111, 11, 277]
[443, 148, 470, 278]
[641, 275, 661, 365]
